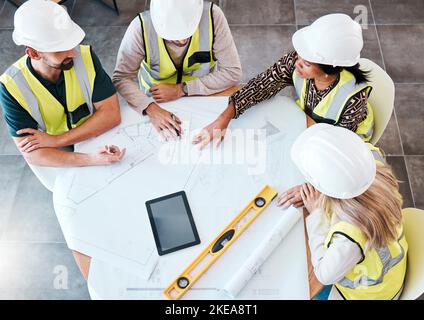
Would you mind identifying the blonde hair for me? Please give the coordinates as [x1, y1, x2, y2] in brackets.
[320, 165, 403, 249]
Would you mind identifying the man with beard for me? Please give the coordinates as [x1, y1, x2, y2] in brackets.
[113, 0, 242, 140]
[0, 0, 125, 167]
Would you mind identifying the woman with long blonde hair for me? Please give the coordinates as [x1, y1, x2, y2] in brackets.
[289, 124, 407, 300]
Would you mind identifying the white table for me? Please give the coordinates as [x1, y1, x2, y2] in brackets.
[53, 95, 310, 299]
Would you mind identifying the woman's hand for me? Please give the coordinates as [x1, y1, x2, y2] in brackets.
[192, 116, 230, 149]
[300, 183, 322, 213]
[192, 101, 236, 149]
[277, 185, 304, 209]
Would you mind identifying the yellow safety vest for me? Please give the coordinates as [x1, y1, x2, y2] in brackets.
[293, 69, 375, 141]
[0, 45, 96, 135]
[324, 221, 408, 300]
[138, 1, 217, 95]
[367, 143, 385, 166]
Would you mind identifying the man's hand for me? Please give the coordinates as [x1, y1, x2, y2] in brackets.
[277, 185, 304, 209]
[90, 145, 126, 165]
[16, 128, 61, 153]
[150, 84, 185, 103]
[145, 102, 182, 140]
[300, 183, 322, 213]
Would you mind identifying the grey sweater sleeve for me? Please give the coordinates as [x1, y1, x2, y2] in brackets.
[112, 16, 155, 114]
[186, 4, 242, 95]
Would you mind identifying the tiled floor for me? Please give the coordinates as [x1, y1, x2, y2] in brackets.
[0, 0, 423, 300]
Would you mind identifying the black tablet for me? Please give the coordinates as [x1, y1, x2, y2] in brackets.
[145, 191, 200, 256]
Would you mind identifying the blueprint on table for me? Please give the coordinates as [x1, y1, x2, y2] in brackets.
[53, 96, 308, 288]
[53, 100, 224, 279]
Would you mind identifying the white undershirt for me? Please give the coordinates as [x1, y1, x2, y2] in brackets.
[306, 209, 363, 286]
[306, 209, 403, 300]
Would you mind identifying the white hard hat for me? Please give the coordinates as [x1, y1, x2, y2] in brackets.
[150, 0, 204, 40]
[292, 13, 363, 67]
[291, 123, 376, 199]
[13, 0, 85, 52]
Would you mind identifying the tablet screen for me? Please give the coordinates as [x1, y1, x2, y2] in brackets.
[146, 191, 200, 255]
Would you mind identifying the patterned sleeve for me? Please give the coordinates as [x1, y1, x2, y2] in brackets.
[337, 89, 370, 132]
[230, 51, 298, 118]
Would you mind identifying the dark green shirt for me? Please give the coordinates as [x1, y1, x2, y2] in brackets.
[0, 47, 116, 137]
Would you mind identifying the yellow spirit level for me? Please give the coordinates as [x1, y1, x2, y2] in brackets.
[163, 185, 278, 300]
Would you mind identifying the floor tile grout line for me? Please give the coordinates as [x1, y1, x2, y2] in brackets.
[391, 111, 405, 157]
[393, 82, 424, 85]
[404, 155, 421, 208]
[387, 155, 417, 208]
[369, 0, 415, 207]
[394, 110, 416, 208]
[70, 0, 78, 17]
[386, 120, 416, 206]
[363, 23, 424, 26]
[0, 0, 6, 16]
[390, 95, 416, 208]
[293, 0, 298, 30]
[368, 0, 386, 71]
[384, 154, 413, 157]
[64, 0, 75, 17]
[0, 160, 26, 243]
[368, 0, 415, 207]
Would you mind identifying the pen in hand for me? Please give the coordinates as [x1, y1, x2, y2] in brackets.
[171, 113, 181, 138]
[105, 145, 118, 155]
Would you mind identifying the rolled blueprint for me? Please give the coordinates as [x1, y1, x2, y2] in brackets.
[220, 206, 301, 298]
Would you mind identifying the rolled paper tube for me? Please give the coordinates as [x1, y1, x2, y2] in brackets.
[220, 206, 301, 298]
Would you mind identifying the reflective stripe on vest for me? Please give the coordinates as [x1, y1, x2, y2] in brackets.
[293, 69, 374, 141]
[338, 242, 405, 289]
[367, 143, 385, 165]
[138, 1, 216, 95]
[358, 121, 374, 141]
[324, 221, 408, 300]
[0, 45, 96, 135]
[4, 64, 47, 131]
[72, 46, 95, 116]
